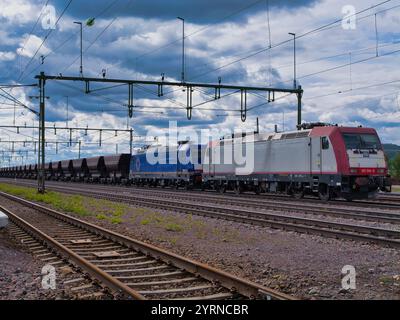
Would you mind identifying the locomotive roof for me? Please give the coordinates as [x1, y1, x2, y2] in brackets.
[209, 126, 378, 146]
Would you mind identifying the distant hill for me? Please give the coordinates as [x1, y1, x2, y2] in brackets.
[383, 144, 400, 160]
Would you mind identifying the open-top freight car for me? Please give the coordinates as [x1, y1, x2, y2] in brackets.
[51, 161, 62, 180]
[86, 156, 106, 183]
[103, 154, 131, 184]
[71, 158, 88, 182]
[44, 162, 53, 180]
[60, 160, 73, 181]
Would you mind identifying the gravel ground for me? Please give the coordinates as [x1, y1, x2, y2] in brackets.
[0, 227, 71, 300]
[128, 195, 400, 232]
[18, 180, 400, 231]
[2, 192, 400, 300]
[91, 214, 400, 300]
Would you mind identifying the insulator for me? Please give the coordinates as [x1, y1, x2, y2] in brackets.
[129, 106, 133, 118]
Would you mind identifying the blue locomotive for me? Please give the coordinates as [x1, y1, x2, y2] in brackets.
[130, 141, 203, 189]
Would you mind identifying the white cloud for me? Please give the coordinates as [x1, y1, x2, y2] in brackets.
[0, 0, 40, 24]
[2, 0, 400, 166]
[16, 34, 51, 58]
[0, 51, 16, 61]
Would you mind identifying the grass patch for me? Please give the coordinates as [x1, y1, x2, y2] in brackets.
[0, 183, 89, 216]
[379, 276, 394, 285]
[164, 222, 184, 232]
[392, 185, 400, 192]
[0, 182, 128, 222]
[110, 217, 123, 224]
[140, 218, 151, 225]
[135, 210, 185, 233]
[132, 208, 241, 241]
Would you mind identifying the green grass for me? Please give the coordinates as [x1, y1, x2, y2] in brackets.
[0, 182, 128, 222]
[133, 208, 238, 240]
[392, 185, 400, 192]
[379, 276, 394, 285]
[135, 210, 185, 233]
[0, 183, 89, 216]
[140, 218, 151, 225]
[110, 217, 123, 224]
[164, 222, 184, 232]
[0, 182, 249, 242]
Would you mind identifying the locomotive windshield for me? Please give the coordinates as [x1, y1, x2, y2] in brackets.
[342, 133, 382, 150]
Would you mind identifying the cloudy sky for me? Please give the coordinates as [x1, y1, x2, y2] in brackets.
[0, 0, 399, 165]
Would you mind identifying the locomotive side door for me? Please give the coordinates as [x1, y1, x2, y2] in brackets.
[310, 137, 322, 174]
[206, 145, 215, 176]
[212, 145, 217, 176]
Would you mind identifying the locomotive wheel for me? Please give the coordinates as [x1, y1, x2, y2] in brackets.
[254, 186, 261, 195]
[318, 184, 331, 201]
[318, 192, 330, 201]
[293, 189, 304, 199]
[234, 185, 243, 195]
[185, 184, 193, 191]
[218, 185, 226, 193]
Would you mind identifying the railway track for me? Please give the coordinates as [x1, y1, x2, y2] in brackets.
[6, 222, 113, 299]
[0, 191, 291, 300]
[2, 177, 399, 210]
[5, 182, 400, 249]
[91, 186, 400, 224]
[8, 181, 400, 225]
[376, 193, 400, 203]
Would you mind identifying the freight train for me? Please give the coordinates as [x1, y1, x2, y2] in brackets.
[0, 123, 392, 201]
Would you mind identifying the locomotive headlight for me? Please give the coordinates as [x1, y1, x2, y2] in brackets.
[377, 168, 385, 174]
[350, 168, 358, 174]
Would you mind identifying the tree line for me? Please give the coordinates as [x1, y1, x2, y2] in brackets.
[389, 153, 400, 180]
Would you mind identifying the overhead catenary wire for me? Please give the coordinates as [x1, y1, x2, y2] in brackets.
[17, 0, 51, 70]
[0, 88, 38, 115]
[52, 79, 186, 113]
[83, 0, 273, 79]
[188, 0, 395, 81]
[288, 47, 400, 85]
[266, 0, 272, 86]
[18, 0, 123, 82]
[29, 0, 400, 122]
[17, 0, 74, 82]
[306, 78, 400, 100]
[133, 0, 267, 61]
[3, 0, 399, 165]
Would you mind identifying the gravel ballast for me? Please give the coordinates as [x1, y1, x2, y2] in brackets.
[1, 192, 400, 300]
[0, 227, 71, 300]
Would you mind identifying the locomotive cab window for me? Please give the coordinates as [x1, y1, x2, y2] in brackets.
[321, 137, 329, 150]
[342, 133, 382, 150]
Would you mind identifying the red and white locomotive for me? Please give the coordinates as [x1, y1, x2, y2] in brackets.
[202, 123, 391, 200]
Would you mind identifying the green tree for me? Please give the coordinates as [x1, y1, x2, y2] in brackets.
[390, 153, 400, 179]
